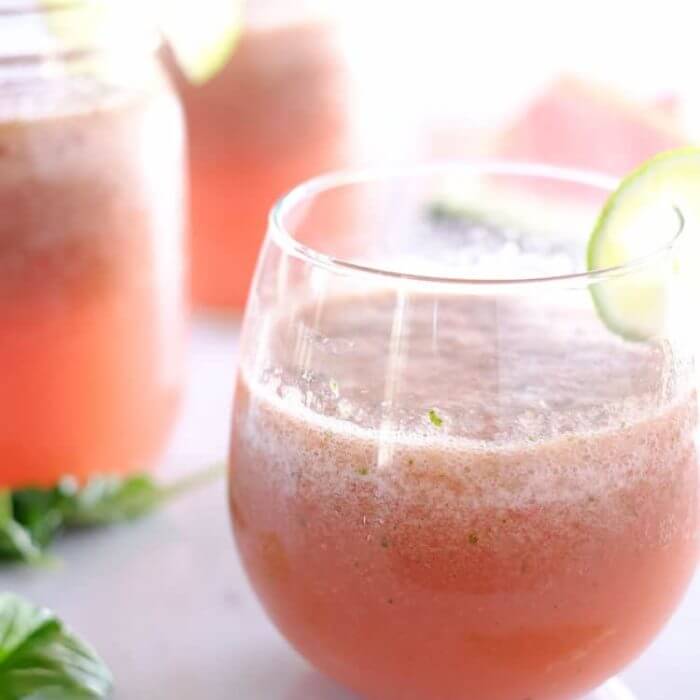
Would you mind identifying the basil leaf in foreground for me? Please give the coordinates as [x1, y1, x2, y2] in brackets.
[0, 593, 113, 699]
[0, 465, 223, 564]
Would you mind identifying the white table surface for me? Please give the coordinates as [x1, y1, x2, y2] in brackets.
[1, 316, 698, 700]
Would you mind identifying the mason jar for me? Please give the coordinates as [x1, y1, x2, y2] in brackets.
[0, 0, 186, 488]
[173, 0, 351, 311]
[175, 0, 421, 312]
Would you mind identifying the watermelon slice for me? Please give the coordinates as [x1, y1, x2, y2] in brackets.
[426, 76, 690, 250]
[495, 76, 686, 177]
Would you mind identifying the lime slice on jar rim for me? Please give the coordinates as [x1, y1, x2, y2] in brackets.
[161, 0, 245, 84]
[41, 0, 244, 85]
[587, 147, 700, 341]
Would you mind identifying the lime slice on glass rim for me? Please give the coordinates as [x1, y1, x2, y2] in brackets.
[587, 147, 700, 341]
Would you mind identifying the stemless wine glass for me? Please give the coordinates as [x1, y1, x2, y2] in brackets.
[229, 163, 699, 700]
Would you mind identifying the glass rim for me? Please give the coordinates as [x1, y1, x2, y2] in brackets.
[268, 160, 686, 289]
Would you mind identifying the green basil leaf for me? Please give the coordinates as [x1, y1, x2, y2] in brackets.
[0, 465, 224, 565]
[0, 593, 113, 699]
[63, 465, 224, 527]
[0, 493, 43, 564]
[63, 474, 165, 526]
[11, 489, 67, 550]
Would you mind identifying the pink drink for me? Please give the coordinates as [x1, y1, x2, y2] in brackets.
[0, 74, 185, 488]
[176, 13, 350, 311]
[231, 292, 699, 700]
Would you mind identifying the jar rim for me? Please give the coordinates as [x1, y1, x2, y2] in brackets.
[0, 0, 160, 60]
[0, 1, 99, 16]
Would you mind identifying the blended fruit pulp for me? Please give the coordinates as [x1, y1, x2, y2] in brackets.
[231, 292, 698, 700]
